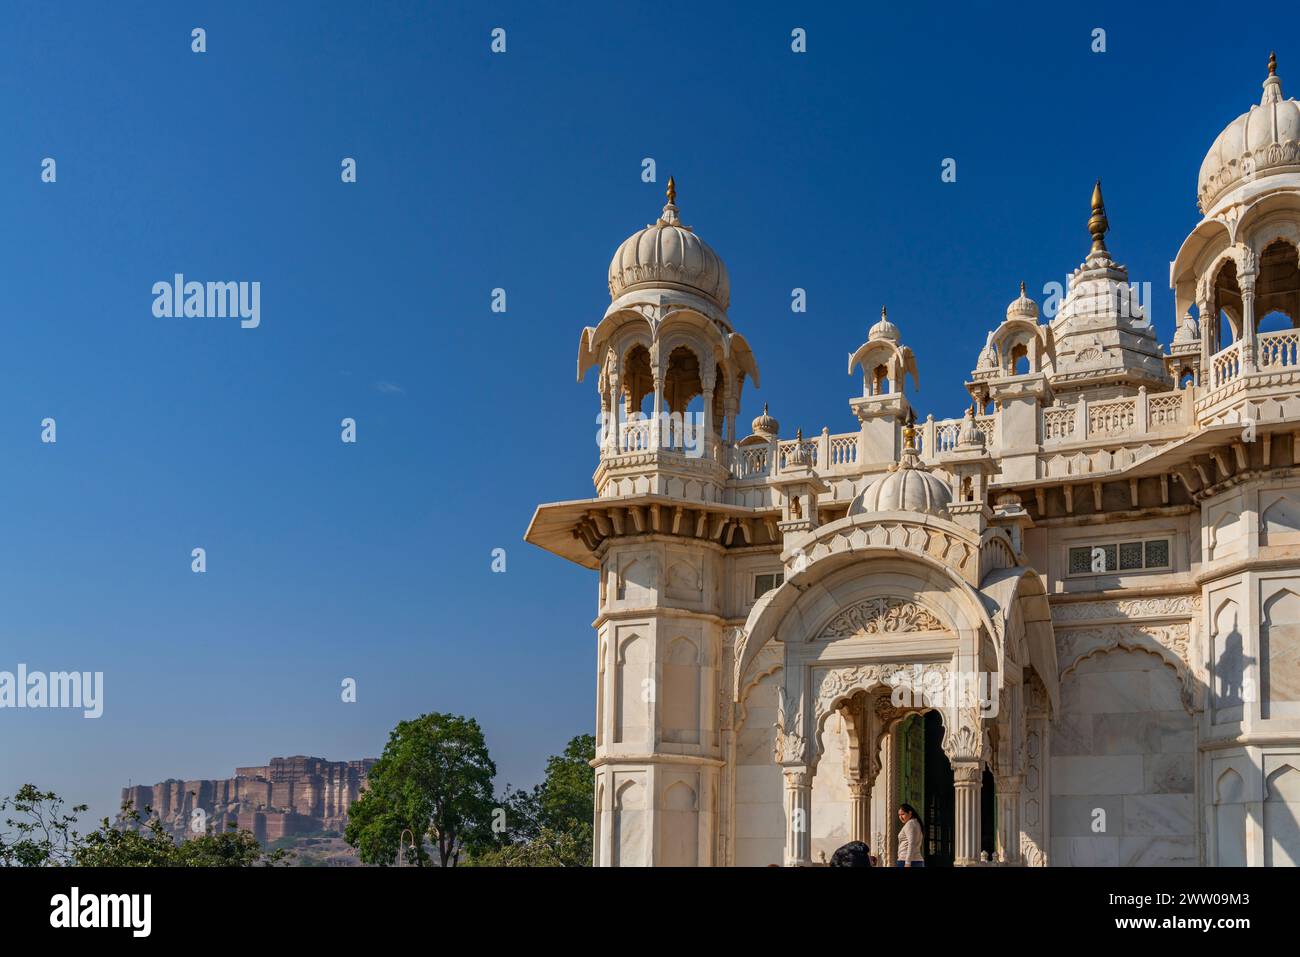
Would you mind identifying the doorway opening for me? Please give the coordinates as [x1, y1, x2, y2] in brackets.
[894, 710, 996, 865]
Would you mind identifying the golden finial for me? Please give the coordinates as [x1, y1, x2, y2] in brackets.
[1020, 280, 1027, 297]
[1088, 179, 1109, 254]
[1269, 51, 1277, 76]
[763, 402, 769, 414]
[666, 176, 677, 206]
[881, 305, 887, 320]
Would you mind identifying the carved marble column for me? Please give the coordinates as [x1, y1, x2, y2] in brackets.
[952, 763, 983, 866]
[885, 726, 900, 863]
[848, 780, 870, 844]
[650, 342, 664, 448]
[606, 370, 621, 455]
[995, 774, 1022, 864]
[1240, 272, 1258, 372]
[1198, 295, 1214, 370]
[700, 373, 715, 461]
[1237, 270, 1258, 371]
[783, 768, 812, 866]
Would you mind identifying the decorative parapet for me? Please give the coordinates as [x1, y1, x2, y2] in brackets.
[1203, 330, 1300, 397]
[925, 413, 995, 460]
[1040, 387, 1193, 450]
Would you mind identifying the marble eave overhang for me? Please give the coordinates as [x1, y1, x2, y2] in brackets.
[525, 493, 776, 569]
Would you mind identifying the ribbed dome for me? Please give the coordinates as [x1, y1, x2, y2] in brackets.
[751, 403, 779, 437]
[1006, 281, 1038, 321]
[848, 427, 952, 519]
[1198, 54, 1300, 213]
[607, 179, 730, 309]
[868, 306, 900, 341]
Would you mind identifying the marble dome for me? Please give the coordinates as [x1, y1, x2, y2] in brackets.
[848, 433, 952, 519]
[868, 306, 900, 341]
[607, 178, 730, 310]
[1006, 281, 1039, 322]
[1198, 54, 1300, 213]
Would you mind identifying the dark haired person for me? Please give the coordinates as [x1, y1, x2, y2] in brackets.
[896, 804, 925, 868]
[829, 840, 875, 867]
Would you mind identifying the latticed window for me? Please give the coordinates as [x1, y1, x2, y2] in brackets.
[1068, 538, 1171, 575]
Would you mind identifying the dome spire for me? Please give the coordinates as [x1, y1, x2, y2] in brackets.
[1088, 179, 1109, 254]
[658, 175, 682, 226]
[901, 407, 918, 454]
[1263, 51, 1284, 104]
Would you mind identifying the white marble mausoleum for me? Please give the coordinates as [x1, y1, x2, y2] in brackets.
[526, 57, 1300, 866]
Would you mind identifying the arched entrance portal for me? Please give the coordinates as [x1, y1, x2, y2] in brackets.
[737, 534, 1059, 866]
[809, 688, 1002, 866]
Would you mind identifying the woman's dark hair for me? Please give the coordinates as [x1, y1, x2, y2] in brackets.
[829, 840, 873, 867]
[899, 802, 925, 830]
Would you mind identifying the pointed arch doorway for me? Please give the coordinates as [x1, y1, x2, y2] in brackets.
[891, 710, 996, 866]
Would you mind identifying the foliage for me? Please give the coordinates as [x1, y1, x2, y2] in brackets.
[468, 733, 594, 867]
[345, 712, 497, 866]
[0, 784, 85, 866]
[1, 785, 286, 867]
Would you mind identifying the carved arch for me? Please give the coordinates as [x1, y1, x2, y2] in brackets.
[1058, 637, 1195, 714]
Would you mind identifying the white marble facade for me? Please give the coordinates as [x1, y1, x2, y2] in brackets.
[527, 60, 1300, 866]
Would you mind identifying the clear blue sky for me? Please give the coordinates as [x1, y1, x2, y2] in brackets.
[0, 1, 1291, 826]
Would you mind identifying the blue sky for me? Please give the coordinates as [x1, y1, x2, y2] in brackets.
[0, 1, 1292, 826]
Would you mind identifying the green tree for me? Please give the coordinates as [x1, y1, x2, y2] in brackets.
[345, 712, 497, 866]
[469, 734, 594, 867]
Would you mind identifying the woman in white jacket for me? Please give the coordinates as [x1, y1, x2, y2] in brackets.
[896, 804, 925, 868]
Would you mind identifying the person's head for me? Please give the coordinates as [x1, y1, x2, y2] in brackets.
[898, 803, 917, 823]
[829, 840, 872, 867]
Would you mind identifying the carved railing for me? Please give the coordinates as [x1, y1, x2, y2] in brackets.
[1146, 392, 1183, 430]
[929, 415, 994, 456]
[828, 433, 858, 467]
[932, 419, 962, 454]
[1211, 341, 1243, 389]
[621, 419, 651, 452]
[778, 437, 819, 469]
[735, 444, 769, 478]
[1257, 329, 1300, 370]
[1042, 406, 1075, 441]
[1042, 387, 1191, 447]
[1087, 397, 1137, 437]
